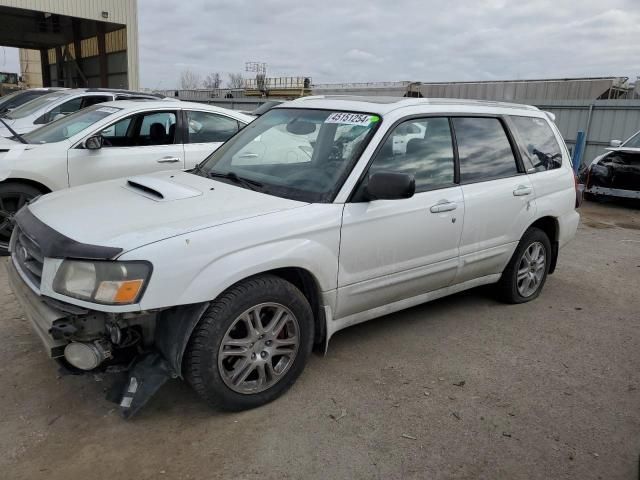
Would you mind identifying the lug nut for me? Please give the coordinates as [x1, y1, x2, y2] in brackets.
[260, 351, 267, 358]
[251, 353, 256, 360]
[265, 340, 272, 346]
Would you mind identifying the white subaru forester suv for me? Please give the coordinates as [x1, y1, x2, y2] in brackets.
[6, 96, 580, 417]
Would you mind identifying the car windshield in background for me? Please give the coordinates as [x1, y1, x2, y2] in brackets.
[197, 108, 381, 202]
[4, 92, 68, 119]
[23, 105, 123, 144]
[0, 90, 43, 113]
[622, 131, 640, 148]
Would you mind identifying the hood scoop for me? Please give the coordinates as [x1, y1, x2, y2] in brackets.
[123, 175, 203, 202]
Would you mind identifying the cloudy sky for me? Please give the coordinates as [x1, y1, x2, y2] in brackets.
[2, 0, 639, 88]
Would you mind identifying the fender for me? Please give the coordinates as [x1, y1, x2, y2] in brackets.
[120, 203, 344, 312]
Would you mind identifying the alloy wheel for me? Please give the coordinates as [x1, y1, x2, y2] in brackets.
[516, 241, 546, 298]
[218, 303, 300, 394]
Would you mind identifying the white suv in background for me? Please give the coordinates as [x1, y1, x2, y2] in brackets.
[0, 100, 253, 252]
[0, 88, 163, 137]
[6, 97, 580, 417]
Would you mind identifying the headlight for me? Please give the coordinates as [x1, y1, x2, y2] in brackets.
[53, 260, 152, 305]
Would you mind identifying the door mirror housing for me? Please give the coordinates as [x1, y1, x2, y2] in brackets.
[366, 172, 415, 200]
[609, 139, 622, 148]
[84, 135, 104, 150]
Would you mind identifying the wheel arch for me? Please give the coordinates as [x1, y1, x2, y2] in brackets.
[0, 177, 52, 194]
[527, 216, 559, 274]
[155, 266, 328, 376]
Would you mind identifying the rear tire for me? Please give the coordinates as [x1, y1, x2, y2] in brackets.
[0, 182, 43, 256]
[497, 227, 551, 304]
[183, 274, 314, 411]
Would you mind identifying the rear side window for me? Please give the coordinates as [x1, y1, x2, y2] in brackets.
[509, 116, 562, 172]
[453, 117, 519, 183]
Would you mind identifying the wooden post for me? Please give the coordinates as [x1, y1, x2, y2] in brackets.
[54, 46, 63, 87]
[72, 19, 85, 87]
[40, 49, 51, 87]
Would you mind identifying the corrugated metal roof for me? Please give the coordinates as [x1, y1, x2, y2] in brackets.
[0, 0, 132, 24]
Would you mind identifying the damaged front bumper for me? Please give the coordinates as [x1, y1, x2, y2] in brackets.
[5, 259, 183, 418]
[6, 259, 67, 358]
[584, 150, 640, 199]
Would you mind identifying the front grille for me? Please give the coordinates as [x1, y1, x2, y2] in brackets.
[11, 226, 45, 290]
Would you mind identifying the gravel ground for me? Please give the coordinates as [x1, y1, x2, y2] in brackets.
[0, 200, 638, 480]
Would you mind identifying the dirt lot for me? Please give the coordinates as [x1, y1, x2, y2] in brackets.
[0, 200, 638, 480]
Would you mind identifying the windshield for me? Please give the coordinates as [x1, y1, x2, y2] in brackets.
[23, 105, 123, 144]
[0, 90, 44, 113]
[196, 108, 380, 202]
[622, 131, 640, 149]
[4, 91, 68, 119]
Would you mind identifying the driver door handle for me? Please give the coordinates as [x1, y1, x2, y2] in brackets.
[239, 153, 258, 158]
[157, 156, 181, 164]
[513, 185, 533, 196]
[430, 200, 457, 213]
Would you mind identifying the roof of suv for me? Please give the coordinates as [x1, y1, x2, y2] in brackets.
[284, 95, 541, 116]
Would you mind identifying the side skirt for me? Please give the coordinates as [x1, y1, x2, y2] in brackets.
[323, 273, 501, 351]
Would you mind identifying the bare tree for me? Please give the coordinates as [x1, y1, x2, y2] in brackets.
[179, 69, 201, 90]
[203, 72, 222, 89]
[227, 73, 245, 89]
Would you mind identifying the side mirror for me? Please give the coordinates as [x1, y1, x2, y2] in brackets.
[366, 172, 415, 200]
[609, 139, 622, 148]
[84, 135, 104, 150]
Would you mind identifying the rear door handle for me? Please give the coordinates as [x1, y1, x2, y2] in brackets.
[239, 153, 258, 158]
[430, 200, 457, 213]
[157, 156, 181, 164]
[513, 185, 533, 196]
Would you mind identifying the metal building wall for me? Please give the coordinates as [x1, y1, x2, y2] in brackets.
[415, 78, 620, 102]
[0, 0, 139, 88]
[539, 100, 640, 165]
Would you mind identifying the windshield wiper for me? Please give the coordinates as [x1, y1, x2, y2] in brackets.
[207, 171, 264, 192]
[0, 117, 27, 144]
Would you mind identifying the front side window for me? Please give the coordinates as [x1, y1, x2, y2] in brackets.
[139, 112, 177, 145]
[365, 117, 455, 192]
[509, 116, 562, 172]
[187, 111, 241, 143]
[22, 105, 123, 144]
[453, 117, 519, 183]
[100, 117, 133, 146]
[197, 108, 380, 202]
[100, 111, 177, 147]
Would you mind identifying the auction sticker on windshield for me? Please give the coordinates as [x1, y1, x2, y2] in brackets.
[325, 112, 379, 126]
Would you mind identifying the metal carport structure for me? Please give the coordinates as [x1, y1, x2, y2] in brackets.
[0, 0, 139, 89]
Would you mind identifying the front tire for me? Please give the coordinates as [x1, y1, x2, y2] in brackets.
[183, 274, 314, 411]
[0, 182, 43, 255]
[497, 227, 551, 304]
